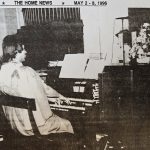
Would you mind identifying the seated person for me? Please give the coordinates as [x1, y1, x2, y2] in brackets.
[0, 34, 74, 136]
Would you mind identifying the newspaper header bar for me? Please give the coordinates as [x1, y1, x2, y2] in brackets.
[0, 0, 107, 7]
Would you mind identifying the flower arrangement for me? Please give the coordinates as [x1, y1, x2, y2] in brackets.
[129, 23, 150, 64]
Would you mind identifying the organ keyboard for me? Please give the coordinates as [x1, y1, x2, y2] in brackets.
[50, 104, 85, 111]
[47, 95, 100, 150]
[45, 77, 100, 149]
[48, 97, 99, 111]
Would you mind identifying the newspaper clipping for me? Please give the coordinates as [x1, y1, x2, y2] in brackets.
[0, 0, 150, 150]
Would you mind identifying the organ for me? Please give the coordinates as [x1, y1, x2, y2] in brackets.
[47, 81, 100, 149]
[17, 7, 98, 120]
[16, 8, 100, 149]
[16, 7, 150, 149]
[22, 8, 81, 25]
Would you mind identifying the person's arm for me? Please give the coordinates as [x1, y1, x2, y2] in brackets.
[43, 82, 70, 104]
[0, 68, 20, 96]
[0, 84, 19, 96]
[32, 68, 70, 104]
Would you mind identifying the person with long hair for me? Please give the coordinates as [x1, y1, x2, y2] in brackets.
[0, 34, 74, 136]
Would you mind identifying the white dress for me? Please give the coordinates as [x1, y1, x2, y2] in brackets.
[0, 62, 73, 136]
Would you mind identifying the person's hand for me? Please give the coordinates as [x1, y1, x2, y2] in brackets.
[59, 95, 71, 105]
[55, 98, 61, 105]
[63, 97, 71, 105]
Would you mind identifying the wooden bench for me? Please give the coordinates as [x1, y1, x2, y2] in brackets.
[0, 94, 77, 150]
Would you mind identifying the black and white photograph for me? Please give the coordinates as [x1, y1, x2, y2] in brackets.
[0, 0, 150, 150]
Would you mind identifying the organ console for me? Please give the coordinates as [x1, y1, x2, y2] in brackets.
[46, 77, 100, 116]
[46, 78, 100, 150]
[48, 64, 150, 149]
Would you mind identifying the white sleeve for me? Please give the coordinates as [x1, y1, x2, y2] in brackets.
[42, 81, 60, 98]
[28, 67, 65, 99]
[0, 68, 20, 96]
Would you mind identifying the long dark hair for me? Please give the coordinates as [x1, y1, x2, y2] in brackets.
[2, 34, 18, 63]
